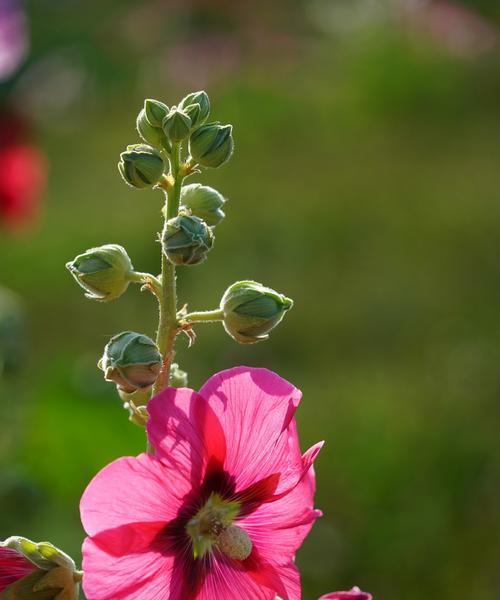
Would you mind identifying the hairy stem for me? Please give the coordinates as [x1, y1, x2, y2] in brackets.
[153, 143, 184, 396]
[182, 309, 224, 323]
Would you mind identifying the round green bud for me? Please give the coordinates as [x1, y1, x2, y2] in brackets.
[98, 331, 162, 394]
[163, 108, 191, 143]
[118, 144, 165, 189]
[66, 244, 133, 302]
[180, 183, 226, 227]
[169, 362, 188, 388]
[136, 108, 170, 151]
[162, 214, 214, 266]
[144, 98, 169, 128]
[189, 122, 234, 168]
[220, 280, 293, 344]
[179, 90, 210, 127]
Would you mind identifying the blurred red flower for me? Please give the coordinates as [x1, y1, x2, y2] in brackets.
[0, 111, 46, 231]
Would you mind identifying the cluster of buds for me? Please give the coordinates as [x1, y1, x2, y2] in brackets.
[66, 90, 292, 423]
[0, 537, 81, 599]
[118, 90, 233, 192]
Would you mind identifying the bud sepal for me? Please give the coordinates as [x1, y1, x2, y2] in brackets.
[189, 122, 233, 168]
[162, 214, 214, 266]
[180, 184, 226, 226]
[66, 244, 134, 302]
[0, 537, 80, 600]
[99, 331, 162, 394]
[220, 280, 293, 343]
[179, 91, 210, 128]
[118, 144, 165, 189]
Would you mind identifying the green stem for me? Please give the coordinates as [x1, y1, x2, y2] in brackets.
[182, 309, 224, 323]
[127, 271, 160, 285]
[153, 143, 183, 396]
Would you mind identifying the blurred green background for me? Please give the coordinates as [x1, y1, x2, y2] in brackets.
[1, 1, 500, 598]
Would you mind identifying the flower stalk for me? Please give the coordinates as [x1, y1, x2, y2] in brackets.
[66, 90, 292, 432]
[153, 142, 183, 396]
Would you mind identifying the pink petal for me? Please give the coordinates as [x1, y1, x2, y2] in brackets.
[197, 553, 275, 600]
[198, 367, 304, 495]
[80, 453, 188, 537]
[0, 547, 35, 592]
[320, 588, 373, 600]
[244, 553, 302, 600]
[147, 386, 227, 489]
[82, 537, 174, 600]
[240, 467, 320, 565]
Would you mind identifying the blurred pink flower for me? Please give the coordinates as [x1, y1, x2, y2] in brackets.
[0, 546, 35, 592]
[401, 0, 498, 57]
[81, 366, 323, 600]
[320, 587, 372, 600]
[0, 0, 28, 81]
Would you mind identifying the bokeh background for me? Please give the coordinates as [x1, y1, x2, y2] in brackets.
[1, 1, 500, 598]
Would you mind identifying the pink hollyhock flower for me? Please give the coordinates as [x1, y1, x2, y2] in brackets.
[0, 546, 36, 592]
[81, 366, 323, 600]
[320, 587, 372, 600]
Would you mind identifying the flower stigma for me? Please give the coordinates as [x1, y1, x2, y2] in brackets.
[186, 493, 251, 560]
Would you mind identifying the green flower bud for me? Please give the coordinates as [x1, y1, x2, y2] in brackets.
[118, 144, 165, 189]
[66, 244, 133, 302]
[220, 281, 293, 344]
[0, 537, 80, 600]
[189, 122, 234, 168]
[98, 331, 162, 394]
[162, 214, 214, 266]
[183, 103, 201, 128]
[179, 90, 210, 127]
[162, 108, 191, 143]
[169, 362, 188, 388]
[1, 537, 76, 572]
[144, 99, 169, 128]
[136, 108, 170, 151]
[180, 183, 226, 227]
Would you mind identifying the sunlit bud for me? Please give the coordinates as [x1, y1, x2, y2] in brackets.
[217, 526, 252, 561]
[169, 362, 188, 388]
[162, 108, 191, 143]
[183, 103, 201, 128]
[98, 331, 162, 394]
[0, 537, 80, 600]
[179, 90, 210, 127]
[136, 108, 170, 151]
[319, 588, 373, 600]
[220, 280, 293, 344]
[144, 99, 169, 128]
[118, 144, 165, 189]
[189, 122, 233, 168]
[180, 183, 226, 227]
[162, 214, 214, 266]
[66, 244, 133, 302]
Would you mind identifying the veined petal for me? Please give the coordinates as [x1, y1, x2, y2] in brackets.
[199, 367, 303, 495]
[0, 546, 36, 592]
[82, 537, 174, 600]
[147, 386, 227, 490]
[80, 453, 188, 537]
[240, 468, 320, 565]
